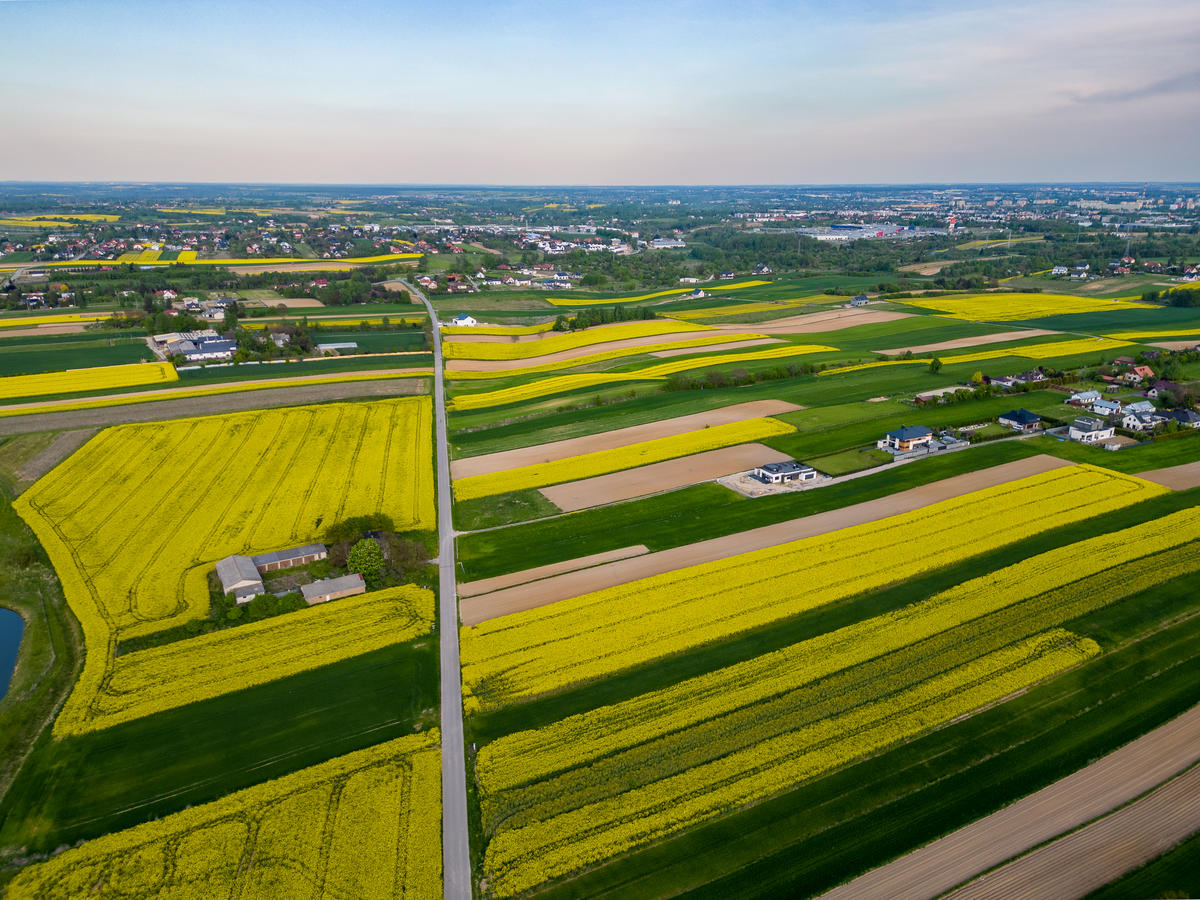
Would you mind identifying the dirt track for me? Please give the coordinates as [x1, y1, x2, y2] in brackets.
[540, 443, 791, 511]
[458, 454, 1073, 626]
[449, 399, 802, 479]
[875, 329, 1057, 356]
[458, 545, 649, 598]
[822, 704, 1200, 900]
[1139, 459, 1200, 490]
[649, 337, 782, 357]
[444, 330, 738, 371]
[711, 308, 911, 333]
[12, 428, 97, 491]
[0, 378, 427, 436]
[0, 323, 88, 337]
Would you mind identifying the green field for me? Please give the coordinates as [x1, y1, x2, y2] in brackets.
[0, 334, 153, 377]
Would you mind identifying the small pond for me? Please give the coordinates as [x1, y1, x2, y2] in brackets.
[0, 608, 23, 699]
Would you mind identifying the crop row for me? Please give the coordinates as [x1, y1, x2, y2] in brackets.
[1105, 327, 1200, 340]
[0, 361, 178, 402]
[481, 632, 1097, 897]
[900, 292, 1158, 320]
[459, 465, 1165, 711]
[7, 731, 442, 899]
[447, 372, 661, 411]
[444, 332, 766, 378]
[443, 322, 555, 336]
[541, 280, 770, 306]
[14, 399, 436, 736]
[451, 416, 796, 501]
[476, 506, 1200, 813]
[818, 337, 1134, 377]
[441, 319, 711, 360]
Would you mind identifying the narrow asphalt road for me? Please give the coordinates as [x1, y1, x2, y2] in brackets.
[408, 282, 473, 899]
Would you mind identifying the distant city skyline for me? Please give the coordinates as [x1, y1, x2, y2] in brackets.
[3, 0, 1198, 184]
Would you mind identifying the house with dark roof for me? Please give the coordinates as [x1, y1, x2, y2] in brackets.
[878, 425, 933, 452]
[997, 409, 1042, 432]
[753, 460, 818, 484]
[1160, 408, 1200, 429]
[849, 294, 869, 307]
[1147, 380, 1183, 399]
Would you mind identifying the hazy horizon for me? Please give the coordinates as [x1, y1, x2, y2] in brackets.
[3, 0, 1198, 184]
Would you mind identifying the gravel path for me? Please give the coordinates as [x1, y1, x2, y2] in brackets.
[821, 704, 1200, 900]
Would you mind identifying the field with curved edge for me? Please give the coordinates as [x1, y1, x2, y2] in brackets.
[14, 398, 436, 736]
[447, 372, 663, 411]
[459, 465, 1164, 711]
[442, 320, 711, 359]
[898, 292, 1159, 321]
[0, 361, 178, 401]
[6, 731, 442, 899]
[452, 417, 796, 501]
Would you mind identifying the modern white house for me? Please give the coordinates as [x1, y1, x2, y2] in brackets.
[1122, 411, 1166, 433]
[878, 425, 933, 452]
[1068, 416, 1115, 444]
[450, 314, 477, 327]
[753, 460, 818, 484]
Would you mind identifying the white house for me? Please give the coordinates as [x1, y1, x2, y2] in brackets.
[1122, 411, 1165, 433]
[450, 314, 477, 327]
[1069, 416, 1115, 444]
[1067, 390, 1102, 406]
[753, 460, 818, 484]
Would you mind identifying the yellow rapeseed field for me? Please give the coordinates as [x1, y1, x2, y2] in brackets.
[543, 280, 771, 306]
[442, 320, 711, 360]
[7, 731, 442, 899]
[898, 292, 1159, 320]
[445, 333, 768, 379]
[0, 312, 111, 329]
[0, 361, 177, 402]
[92, 586, 433, 731]
[671, 296, 824, 319]
[459, 465, 1163, 711]
[943, 336, 1133, 364]
[452, 417, 796, 501]
[15, 399, 436, 736]
[448, 373, 663, 411]
[1104, 327, 1200, 340]
[443, 322, 555, 336]
[0, 370, 431, 419]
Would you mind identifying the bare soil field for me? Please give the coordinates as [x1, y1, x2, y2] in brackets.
[649, 337, 782, 357]
[12, 428, 97, 492]
[875, 328, 1058, 356]
[459, 454, 1073, 625]
[458, 545, 649, 598]
[0, 323, 88, 337]
[0, 377, 427, 436]
[540, 443, 792, 512]
[823, 703, 1200, 900]
[711, 308, 912, 334]
[449, 399, 802, 478]
[268, 297, 324, 309]
[898, 261, 953, 275]
[1139, 459, 1200, 490]
[444, 331, 741, 371]
[1150, 339, 1200, 351]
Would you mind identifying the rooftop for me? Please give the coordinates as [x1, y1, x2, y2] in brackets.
[250, 543, 327, 567]
[301, 573, 366, 601]
[886, 425, 932, 440]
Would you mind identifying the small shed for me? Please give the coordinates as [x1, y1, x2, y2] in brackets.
[301, 573, 366, 606]
[251, 543, 328, 573]
[216, 555, 265, 604]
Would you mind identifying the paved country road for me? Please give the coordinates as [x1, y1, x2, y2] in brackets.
[818, 702, 1200, 900]
[408, 283, 473, 900]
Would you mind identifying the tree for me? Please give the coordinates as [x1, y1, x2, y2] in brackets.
[971, 370, 983, 385]
[347, 538, 385, 588]
[929, 357, 943, 374]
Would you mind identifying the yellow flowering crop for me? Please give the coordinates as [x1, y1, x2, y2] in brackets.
[0, 361, 177, 402]
[443, 322, 555, 336]
[481, 632, 1097, 896]
[88, 585, 434, 732]
[671, 296, 823, 319]
[14, 399, 437, 736]
[448, 373, 663, 411]
[445, 333, 768, 379]
[176, 249, 198, 262]
[476, 505, 1200, 803]
[7, 731, 442, 899]
[0, 370, 430, 419]
[1104, 327, 1200, 340]
[817, 359, 929, 376]
[943, 336, 1133, 364]
[898, 292, 1158, 320]
[0, 312, 113, 329]
[543, 280, 771, 306]
[442, 320, 711, 360]
[452, 416, 796, 501]
[460, 465, 1163, 711]
[633, 343, 837, 377]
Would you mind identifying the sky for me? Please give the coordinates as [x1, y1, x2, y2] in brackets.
[1, 0, 1198, 184]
